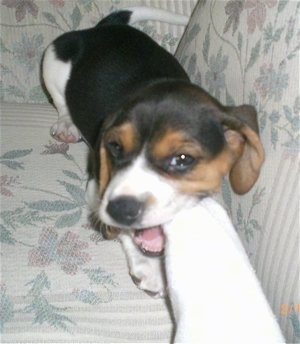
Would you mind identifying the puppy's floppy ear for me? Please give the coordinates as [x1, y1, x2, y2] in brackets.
[221, 105, 265, 194]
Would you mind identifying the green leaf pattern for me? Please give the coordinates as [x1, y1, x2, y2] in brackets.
[0, 142, 118, 333]
[23, 272, 75, 331]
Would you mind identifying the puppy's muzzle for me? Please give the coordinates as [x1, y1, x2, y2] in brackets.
[106, 196, 144, 226]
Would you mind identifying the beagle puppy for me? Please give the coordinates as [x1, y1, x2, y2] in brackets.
[164, 197, 285, 343]
[43, 8, 265, 297]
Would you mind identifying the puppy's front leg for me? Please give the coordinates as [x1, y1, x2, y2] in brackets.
[163, 204, 208, 342]
[119, 233, 166, 298]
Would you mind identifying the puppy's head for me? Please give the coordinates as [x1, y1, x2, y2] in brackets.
[96, 81, 264, 254]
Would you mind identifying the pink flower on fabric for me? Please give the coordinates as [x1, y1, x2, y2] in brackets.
[49, 0, 65, 8]
[2, 0, 38, 22]
[244, 0, 277, 34]
[0, 175, 19, 197]
[28, 228, 91, 275]
[41, 142, 69, 155]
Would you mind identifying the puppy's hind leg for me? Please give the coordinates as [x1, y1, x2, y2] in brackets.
[42, 45, 82, 143]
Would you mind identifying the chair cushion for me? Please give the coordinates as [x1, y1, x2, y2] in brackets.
[0, 102, 172, 342]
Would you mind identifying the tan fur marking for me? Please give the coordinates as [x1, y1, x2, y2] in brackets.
[152, 129, 204, 159]
[105, 122, 137, 155]
[99, 143, 111, 199]
[173, 148, 236, 194]
[99, 122, 137, 198]
[102, 224, 121, 240]
[151, 129, 237, 195]
[98, 142, 120, 240]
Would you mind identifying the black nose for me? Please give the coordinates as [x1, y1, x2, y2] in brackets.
[106, 196, 144, 226]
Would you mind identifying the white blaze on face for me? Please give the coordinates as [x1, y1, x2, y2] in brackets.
[99, 153, 198, 229]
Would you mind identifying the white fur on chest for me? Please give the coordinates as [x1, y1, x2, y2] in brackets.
[163, 197, 285, 343]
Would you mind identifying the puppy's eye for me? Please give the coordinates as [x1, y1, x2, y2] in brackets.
[169, 154, 195, 172]
[106, 141, 123, 159]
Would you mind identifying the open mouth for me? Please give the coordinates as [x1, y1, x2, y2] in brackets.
[133, 226, 165, 256]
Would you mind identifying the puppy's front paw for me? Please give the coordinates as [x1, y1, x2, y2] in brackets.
[129, 257, 166, 298]
[51, 115, 82, 143]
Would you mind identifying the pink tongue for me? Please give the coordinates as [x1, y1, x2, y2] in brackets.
[134, 226, 165, 253]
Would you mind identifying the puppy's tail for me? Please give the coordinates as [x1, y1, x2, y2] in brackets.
[97, 6, 189, 27]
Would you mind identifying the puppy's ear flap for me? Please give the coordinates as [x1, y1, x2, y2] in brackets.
[222, 105, 265, 194]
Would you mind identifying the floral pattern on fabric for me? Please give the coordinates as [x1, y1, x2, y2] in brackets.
[0, 141, 121, 334]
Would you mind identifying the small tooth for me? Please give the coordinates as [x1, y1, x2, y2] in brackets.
[142, 243, 159, 253]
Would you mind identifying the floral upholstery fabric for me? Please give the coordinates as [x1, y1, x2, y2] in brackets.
[0, 0, 196, 103]
[176, 1, 299, 342]
[0, 0, 198, 342]
[0, 103, 173, 342]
